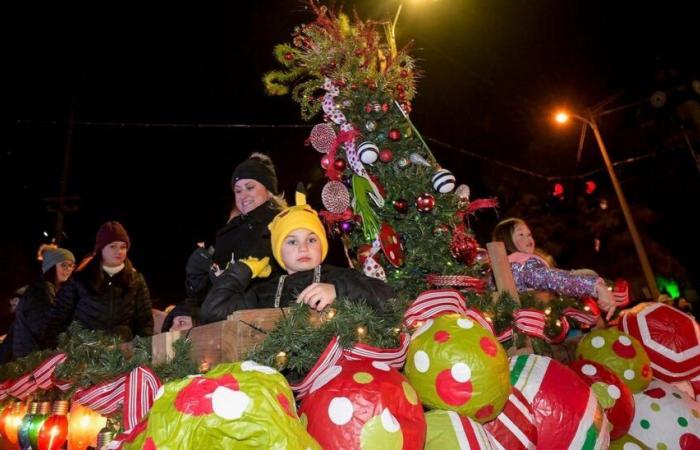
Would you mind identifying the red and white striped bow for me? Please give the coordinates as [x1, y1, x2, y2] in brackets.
[291, 333, 410, 399]
[613, 279, 630, 307]
[73, 366, 161, 432]
[403, 289, 468, 328]
[513, 309, 570, 344]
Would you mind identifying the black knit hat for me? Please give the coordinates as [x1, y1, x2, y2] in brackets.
[231, 153, 278, 194]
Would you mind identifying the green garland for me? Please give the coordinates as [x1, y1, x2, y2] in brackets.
[247, 299, 401, 378]
[0, 323, 197, 407]
[249, 289, 594, 374]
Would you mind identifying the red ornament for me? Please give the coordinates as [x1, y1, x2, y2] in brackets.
[393, 198, 408, 214]
[400, 69, 409, 78]
[368, 81, 377, 91]
[350, 83, 358, 90]
[299, 359, 426, 450]
[320, 155, 332, 169]
[379, 223, 405, 267]
[388, 129, 401, 141]
[617, 302, 700, 382]
[396, 83, 405, 92]
[569, 360, 634, 440]
[415, 193, 435, 212]
[333, 158, 347, 171]
[397, 91, 406, 101]
[450, 233, 478, 265]
[400, 102, 412, 113]
[284, 52, 294, 61]
[381, 103, 390, 112]
[379, 148, 393, 162]
[362, 78, 370, 85]
[364, 103, 373, 113]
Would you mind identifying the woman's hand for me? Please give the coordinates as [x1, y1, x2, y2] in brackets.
[170, 316, 193, 332]
[297, 283, 337, 311]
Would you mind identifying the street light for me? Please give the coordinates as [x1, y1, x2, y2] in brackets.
[555, 109, 660, 299]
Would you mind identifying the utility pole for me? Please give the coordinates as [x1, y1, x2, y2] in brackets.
[47, 97, 80, 245]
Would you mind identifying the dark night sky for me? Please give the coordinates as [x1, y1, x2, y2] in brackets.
[2, 1, 699, 322]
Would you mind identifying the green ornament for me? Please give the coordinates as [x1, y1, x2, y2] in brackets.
[576, 328, 652, 393]
[424, 410, 494, 449]
[123, 361, 320, 450]
[403, 314, 511, 422]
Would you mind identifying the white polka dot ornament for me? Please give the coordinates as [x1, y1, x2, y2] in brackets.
[431, 169, 456, 194]
[403, 313, 511, 423]
[298, 359, 426, 450]
[625, 379, 700, 450]
[357, 141, 379, 165]
[617, 302, 700, 383]
[120, 362, 320, 450]
[510, 354, 611, 450]
[424, 410, 498, 449]
[576, 328, 652, 393]
[570, 359, 635, 440]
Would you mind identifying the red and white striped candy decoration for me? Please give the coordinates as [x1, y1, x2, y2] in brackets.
[483, 388, 537, 450]
[309, 123, 336, 153]
[321, 181, 350, 214]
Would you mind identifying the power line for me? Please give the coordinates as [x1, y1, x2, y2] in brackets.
[10, 118, 687, 181]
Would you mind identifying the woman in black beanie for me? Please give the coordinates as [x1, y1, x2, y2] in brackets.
[165, 153, 287, 331]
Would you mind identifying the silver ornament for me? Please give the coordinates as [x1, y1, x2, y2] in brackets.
[409, 153, 431, 167]
[397, 157, 410, 168]
[365, 121, 377, 132]
[455, 184, 471, 202]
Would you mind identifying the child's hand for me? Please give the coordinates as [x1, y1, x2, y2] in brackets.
[297, 283, 337, 311]
[595, 283, 616, 321]
[240, 257, 272, 279]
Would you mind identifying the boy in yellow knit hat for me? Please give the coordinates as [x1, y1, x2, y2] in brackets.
[200, 189, 393, 323]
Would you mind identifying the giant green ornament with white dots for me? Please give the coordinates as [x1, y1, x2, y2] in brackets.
[576, 328, 652, 393]
[403, 313, 511, 423]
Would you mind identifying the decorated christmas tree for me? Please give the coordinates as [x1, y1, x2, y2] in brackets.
[264, 3, 492, 300]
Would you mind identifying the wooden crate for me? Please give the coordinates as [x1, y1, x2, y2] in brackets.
[151, 308, 290, 367]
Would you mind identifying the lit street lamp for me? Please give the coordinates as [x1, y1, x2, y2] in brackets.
[555, 110, 660, 299]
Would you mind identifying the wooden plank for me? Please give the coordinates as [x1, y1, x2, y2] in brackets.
[224, 308, 290, 361]
[486, 241, 520, 305]
[487, 241, 532, 354]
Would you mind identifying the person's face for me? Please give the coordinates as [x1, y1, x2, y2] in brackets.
[55, 260, 75, 283]
[234, 179, 269, 215]
[280, 228, 323, 274]
[101, 241, 128, 267]
[511, 223, 535, 254]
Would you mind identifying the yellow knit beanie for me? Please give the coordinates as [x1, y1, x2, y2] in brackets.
[268, 190, 328, 270]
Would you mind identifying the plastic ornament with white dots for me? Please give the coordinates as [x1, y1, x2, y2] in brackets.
[576, 328, 652, 394]
[123, 361, 320, 449]
[298, 359, 426, 450]
[403, 313, 511, 423]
